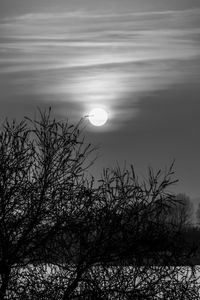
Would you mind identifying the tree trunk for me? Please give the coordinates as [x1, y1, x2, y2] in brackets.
[0, 266, 10, 300]
[62, 268, 85, 300]
[62, 276, 81, 300]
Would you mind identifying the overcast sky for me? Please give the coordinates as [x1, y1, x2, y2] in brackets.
[0, 0, 200, 198]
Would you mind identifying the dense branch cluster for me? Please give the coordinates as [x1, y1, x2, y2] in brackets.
[0, 110, 199, 299]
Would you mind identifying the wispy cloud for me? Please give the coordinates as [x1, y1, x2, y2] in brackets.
[0, 8, 200, 127]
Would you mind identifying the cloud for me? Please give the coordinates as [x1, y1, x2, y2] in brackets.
[0, 8, 200, 127]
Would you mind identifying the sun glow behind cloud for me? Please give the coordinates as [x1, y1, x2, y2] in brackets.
[0, 9, 200, 129]
[66, 72, 121, 122]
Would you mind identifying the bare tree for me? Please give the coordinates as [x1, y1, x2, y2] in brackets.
[30, 164, 199, 299]
[165, 193, 193, 226]
[196, 203, 200, 226]
[0, 109, 93, 299]
[0, 110, 199, 299]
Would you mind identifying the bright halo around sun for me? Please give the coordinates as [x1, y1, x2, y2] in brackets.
[89, 108, 108, 126]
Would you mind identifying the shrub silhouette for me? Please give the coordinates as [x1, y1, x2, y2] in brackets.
[0, 110, 199, 299]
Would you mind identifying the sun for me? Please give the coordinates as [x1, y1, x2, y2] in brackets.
[89, 108, 108, 126]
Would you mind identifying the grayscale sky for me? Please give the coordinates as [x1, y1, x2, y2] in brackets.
[0, 0, 200, 198]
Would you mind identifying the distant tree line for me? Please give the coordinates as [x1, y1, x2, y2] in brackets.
[0, 109, 199, 299]
[196, 203, 200, 225]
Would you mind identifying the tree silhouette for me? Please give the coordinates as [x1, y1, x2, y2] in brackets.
[21, 165, 199, 299]
[0, 110, 199, 299]
[171, 193, 193, 225]
[196, 203, 200, 226]
[0, 109, 94, 299]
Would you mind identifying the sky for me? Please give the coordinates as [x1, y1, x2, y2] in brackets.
[0, 0, 200, 198]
